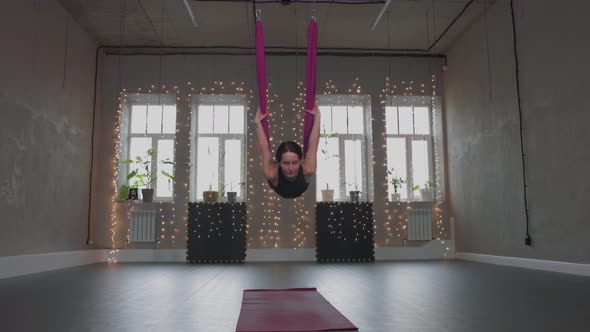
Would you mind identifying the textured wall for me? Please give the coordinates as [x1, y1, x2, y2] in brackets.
[444, 0, 590, 263]
[0, 0, 97, 256]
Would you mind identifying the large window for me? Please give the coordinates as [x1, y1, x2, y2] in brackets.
[191, 95, 246, 201]
[122, 94, 176, 201]
[385, 97, 433, 200]
[316, 95, 371, 201]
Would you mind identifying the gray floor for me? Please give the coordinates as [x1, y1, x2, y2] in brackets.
[1, 260, 590, 332]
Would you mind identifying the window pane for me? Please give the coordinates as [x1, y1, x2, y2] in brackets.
[229, 106, 244, 134]
[198, 105, 214, 134]
[319, 106, 332, 133]
[147, 105, 163, 134]
[129, 137, 152, 188]
[316, 137, 340, 201]
[213, 105, 229, 134]
[347, 106, 364, 134]
[162, 105, 177, 134]
[398, 106, 413, 134]
[412, 140, 429, 199]
[131, 105, 147, 134]
[224, 139, 242, 197]
[344, 140, 363, 195]
[387, 137, 407, 199]
[156, 139, 174, 198]
[332, 106, 348, 134]
[414, 107, 430, 135]
[197, 137, 219, 197]
[385, 106, 398, 134]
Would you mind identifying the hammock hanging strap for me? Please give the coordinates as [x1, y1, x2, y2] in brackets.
[255, 19, 270, 146]
[256, 16, 318, 156]
[303, 20, 318, 157]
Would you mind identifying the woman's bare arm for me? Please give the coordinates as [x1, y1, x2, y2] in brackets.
[302, 105, 321, 178]
[254, 107, 278, 182]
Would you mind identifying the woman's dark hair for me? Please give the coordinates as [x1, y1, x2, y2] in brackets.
[275, 141, 303, 162]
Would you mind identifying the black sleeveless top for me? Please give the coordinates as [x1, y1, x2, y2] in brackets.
[268, 165, 309, 199]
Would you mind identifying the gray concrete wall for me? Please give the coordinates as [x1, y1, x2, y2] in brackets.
[93, 52, 448, 249]
[444, 0, 590, 263]
[0, 0, 97, 256]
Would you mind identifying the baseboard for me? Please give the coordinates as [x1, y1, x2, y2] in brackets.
[111, 249, 186, 262]
[375, 240, 455, 260]
[456, 252, 590, 277]
[0, 250, 106, 279]
[1, 242, 457, 279]
[246, 241, 455, 262]
[246, 248, 317, 262]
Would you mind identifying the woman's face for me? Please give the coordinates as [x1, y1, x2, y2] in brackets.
[279, 152, 301, 180]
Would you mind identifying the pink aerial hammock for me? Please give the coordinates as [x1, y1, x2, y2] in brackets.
[255, 10, 318, 157]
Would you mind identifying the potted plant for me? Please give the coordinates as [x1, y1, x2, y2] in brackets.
[419, 181, 435, 201]
[202, 146, 222, 202]
[346, 182, 362, 203]
[117, 169, 137, 201]
[319, 127, 337, 202]
[119, 148, 174, 202]
[321, 183, 334, 202]
[386, 168, 405, 202]
[224, 180, 245, 203]
[203, 184, 219, 202]
[411, 184, 420, 200]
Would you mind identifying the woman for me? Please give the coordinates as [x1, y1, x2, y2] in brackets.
[254, 105, 321, 198]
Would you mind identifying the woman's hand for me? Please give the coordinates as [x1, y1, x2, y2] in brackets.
[254, 106, 269, 125]
[305, 105, 320, 117]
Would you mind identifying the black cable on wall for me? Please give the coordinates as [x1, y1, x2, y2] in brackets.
[510, 0, 532, 246]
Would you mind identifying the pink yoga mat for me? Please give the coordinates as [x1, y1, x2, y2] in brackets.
[235, 288, 358, 332]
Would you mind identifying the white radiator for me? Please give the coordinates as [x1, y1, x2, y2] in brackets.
[130, 210, 156, 243]
[408, 209, 432, 241]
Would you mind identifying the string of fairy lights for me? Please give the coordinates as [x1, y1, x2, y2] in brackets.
[107, 74, 450, 260]
[108, 89, 125, 263]
[291, 81, 311, 248]
[246, 83, 280, 248]
[378, 75, 448, 247]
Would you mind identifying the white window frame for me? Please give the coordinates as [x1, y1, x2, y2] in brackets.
[190, 94, 247, 202]
[120, 93, 177, 202]
[316, 95, 374, 202]
[386, 96, 435, 201]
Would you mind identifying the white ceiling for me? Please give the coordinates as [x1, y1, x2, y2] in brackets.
[58, 0, 490, 53]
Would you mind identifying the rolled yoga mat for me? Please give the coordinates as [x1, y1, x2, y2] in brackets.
[235, 288, 358, 332]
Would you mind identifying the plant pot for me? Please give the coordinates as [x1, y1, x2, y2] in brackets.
[349, 191, 361, 203]
[420, 188, 434, 201]
[321, 189, 334, 202]
[227, 192, 237, 203]
[128, 188, 139, 200]
[390, 193, 401, 202]
[141, 188, 154, 202]
[203, 191, 219, 202]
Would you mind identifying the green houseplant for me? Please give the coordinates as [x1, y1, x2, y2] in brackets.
[119, 148, 174, 202]
[419, 181, 435, 201]
[411, 181, 435, 201]
[386, 168, 405, 202]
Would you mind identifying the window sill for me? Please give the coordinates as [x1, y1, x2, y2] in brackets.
[192, 201, 246, 204]
[117, 200, 175, 204]
[386, 200, 437, 203]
